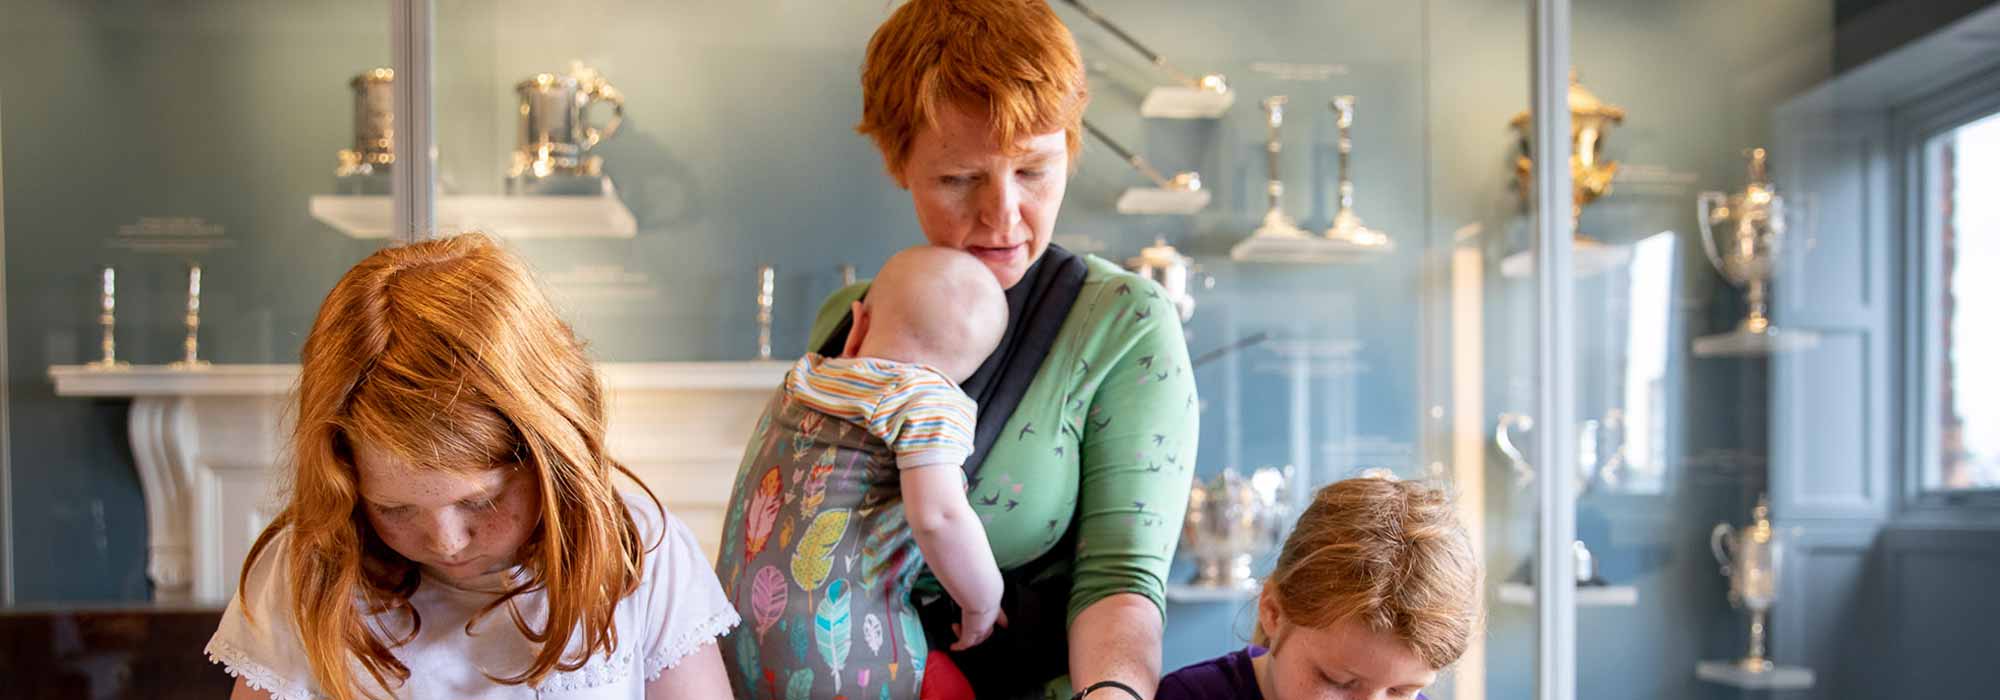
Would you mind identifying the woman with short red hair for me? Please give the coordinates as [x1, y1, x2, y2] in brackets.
[714, 2, 1200, 699]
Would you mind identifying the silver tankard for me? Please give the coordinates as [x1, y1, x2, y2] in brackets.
[336, 69, 395, 192]
[508, 65, 624, 186]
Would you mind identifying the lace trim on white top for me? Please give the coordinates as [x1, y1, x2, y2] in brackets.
[206, 638, 317, 700]
[644, 609, 742, 682]
[533, 647, 637, 693]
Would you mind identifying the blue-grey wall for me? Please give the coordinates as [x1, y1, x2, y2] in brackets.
[1, 0, 390, 603]
[1, 1, 1886, 699]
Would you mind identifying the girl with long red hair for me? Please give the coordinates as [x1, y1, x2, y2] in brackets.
[206, 233, 738, 700]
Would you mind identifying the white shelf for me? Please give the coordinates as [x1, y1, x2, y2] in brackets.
[1139, 86, 1234, 119]
[1229, 230, 1394, 264]
[309, 190, 638, 239]
[1695, 660, 1816, 690]
[1116, 187, 1210, 215]
[1693, 327, 1822, 357]
[1500, 242, 1632, 278]
[1166, 583, 1259, 604]
[50, 361, 791, 398]
[1497, 582, 1639, 607]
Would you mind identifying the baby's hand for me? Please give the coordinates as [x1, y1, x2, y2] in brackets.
[950, 606, 1007, 651]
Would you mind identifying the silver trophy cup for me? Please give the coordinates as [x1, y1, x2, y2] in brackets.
[1695, 148, 1818, 355]
[1181, 467, 1292, 590]
[1711, 495, 1792, 673]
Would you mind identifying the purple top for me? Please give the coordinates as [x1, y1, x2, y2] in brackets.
[1158, 646, 1431, 700]
[1158, 646, 1266, 700]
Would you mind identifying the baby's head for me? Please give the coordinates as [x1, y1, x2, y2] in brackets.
[842, 246, 1008, 383]
[1253, 476, 1482, 699]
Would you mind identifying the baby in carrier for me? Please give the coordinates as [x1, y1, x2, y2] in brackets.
[715, 246, 1008, 700]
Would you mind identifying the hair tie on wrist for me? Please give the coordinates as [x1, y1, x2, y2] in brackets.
[1071, 680, 1144, 700]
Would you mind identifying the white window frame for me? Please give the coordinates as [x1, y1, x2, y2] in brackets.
[1897, 62, 2000, 518]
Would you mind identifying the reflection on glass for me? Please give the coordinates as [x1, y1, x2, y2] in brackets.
[1617, 232, 1675, 494]
[1938, 111, 2000, 491]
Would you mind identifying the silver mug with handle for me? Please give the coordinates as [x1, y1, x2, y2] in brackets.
[510, 66, 624, 179]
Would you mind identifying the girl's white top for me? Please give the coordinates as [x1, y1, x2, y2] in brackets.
[206, 493, 739, 699]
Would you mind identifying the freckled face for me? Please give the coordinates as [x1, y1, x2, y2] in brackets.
[1260, 594, 1439, 700]
[900, 103, 1069, 289]
[355, 442, 539, 586]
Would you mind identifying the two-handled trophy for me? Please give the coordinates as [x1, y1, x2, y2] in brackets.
[1496, 411, 1625, 585]
[1708, 495, 1794, 674]
[507, 64, 624, 195]
[1693, 148, 1820, 356]
[1510, 71, 1626, 244]
[1181, 466, 1293, 590]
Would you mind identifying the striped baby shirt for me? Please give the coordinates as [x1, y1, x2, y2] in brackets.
[783, 353, 977, 469]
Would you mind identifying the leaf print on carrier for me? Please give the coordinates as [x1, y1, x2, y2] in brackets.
[736, 627, 762, 696]
[786, 668, 815, 700]
[863, 613, 884, 655]
[897, 606, 925, 682]
[751, 565, 789, 641]
[800, 446, 839, 514]
[789, 615, 811, 664]
[745, 468, 783, 561]
[815, 578, 853, 692]
[791, 509, 851, 607]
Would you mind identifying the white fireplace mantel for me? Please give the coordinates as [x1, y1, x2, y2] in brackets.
[49, 361, 789, 605]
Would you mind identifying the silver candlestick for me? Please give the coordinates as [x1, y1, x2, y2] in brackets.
[755, 265, 775, 360]
[1323, 96, 1391, 249]
[87, 267, 128, 370]
[1260, 96, 1292, 230]
[1233, 95, 1360, 263]
[169, 264, 209, 370]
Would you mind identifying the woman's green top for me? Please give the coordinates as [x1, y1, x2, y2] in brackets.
[807, 254, 1199, 626]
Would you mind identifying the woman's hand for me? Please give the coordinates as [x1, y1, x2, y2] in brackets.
[1068, 592, 1164, 699]
[645, 642, 734, 700]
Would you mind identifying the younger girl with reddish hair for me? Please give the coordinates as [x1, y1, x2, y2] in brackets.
[1158, 477, 1483, 700]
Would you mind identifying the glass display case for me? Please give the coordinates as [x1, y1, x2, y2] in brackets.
[4, 0, 1997, 698]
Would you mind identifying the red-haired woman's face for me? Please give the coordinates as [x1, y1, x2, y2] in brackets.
[1257, 595, 1439, 700]
[356, 442, 539, 587]
[902, 103, 1069, 289]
